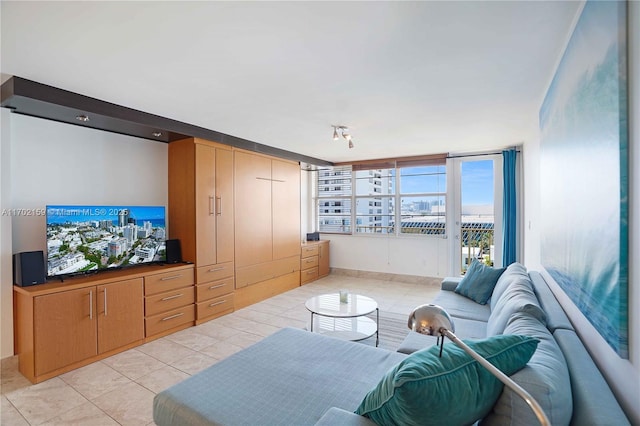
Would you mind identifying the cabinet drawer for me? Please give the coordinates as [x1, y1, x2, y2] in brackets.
[145, 270, 194, 296]
[197, 294, 234, 319]
[235, 256, 300, 288]
[196, 261, 234, 284]
[301, 267, 319, 284]
[301, 255, 319, 269]
[196, 277, 234, 302]
[145, 304, 195, 337]
[301, 245, 319, 258]
[145, 286, 195, 317]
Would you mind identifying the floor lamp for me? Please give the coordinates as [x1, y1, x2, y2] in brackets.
[408, 304, 550, 426]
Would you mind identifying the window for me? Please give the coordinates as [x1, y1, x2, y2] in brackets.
[317, 166, 352, 233]
[399, 165, 446, 235]
[315, 154, 447, 236]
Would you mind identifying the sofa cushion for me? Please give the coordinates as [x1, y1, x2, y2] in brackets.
[490, 262, 529, 310]
[481, 312, 572, 426]
[553, 329, 631, 426]
[455, 259, 506, 304]
[397, 318, 487, 354]
[396, 332, 439, 355]
[487, 273, 546, 336]
[529, 272, 574, 332]
[355, 335, 538, 426]
[432, 290, 492, 322]
[441, 276, 462, 291]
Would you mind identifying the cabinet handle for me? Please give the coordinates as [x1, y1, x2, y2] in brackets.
[209, 196, 215, 215]
[160, 275, 182, 281]
[89, 290, 93, 319]
[161, 293, 183, 301]
[209, 300, 227, 307]
[209, 283, 226, 290]
[306, 270, 315, 275]
[161, 312, 184, 321]
[256, 177, 271, 181]
[104, 289, 108, 316]
[216, 196, 222, 216]
[272, 178, 285, 183]
[207, 267, 225, 272]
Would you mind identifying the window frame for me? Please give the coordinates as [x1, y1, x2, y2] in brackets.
[315, 155, 447, 237]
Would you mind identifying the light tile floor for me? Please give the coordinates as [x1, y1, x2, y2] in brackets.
[1, 273, 440, 426]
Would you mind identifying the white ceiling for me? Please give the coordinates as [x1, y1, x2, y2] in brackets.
[1, 1, 582, 164]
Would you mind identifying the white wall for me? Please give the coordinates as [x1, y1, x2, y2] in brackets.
[523, 2, 639, 422]
[0, 113, 168, 359]
[328, 234, 448, 278]
[1, 108, 13, 359]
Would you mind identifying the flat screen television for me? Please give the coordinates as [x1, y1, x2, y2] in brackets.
[46, 205, 166, 278]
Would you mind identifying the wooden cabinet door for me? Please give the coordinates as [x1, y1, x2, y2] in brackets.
[34, 287, 97, 376]
[215, 148, 234, 263]
[97, 279, 144, 354]
[234, 151, 272, 267]
[195, 143, 217, 266]
[318, 241, 330, 277]
[272, 159, 301, 260]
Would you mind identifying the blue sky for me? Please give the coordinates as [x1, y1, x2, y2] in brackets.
[46, 205, 166, 224]
[461, 160, 494, 205]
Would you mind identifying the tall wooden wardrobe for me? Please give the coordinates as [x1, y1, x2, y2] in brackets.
[168, 138, 235, 323]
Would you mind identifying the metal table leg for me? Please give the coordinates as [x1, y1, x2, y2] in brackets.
[376, 308, 379, 347]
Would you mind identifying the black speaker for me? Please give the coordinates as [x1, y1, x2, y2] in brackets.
[13, 251, 46, 286]
[306, 232, 320, 241]
[165, 239, 182, 264]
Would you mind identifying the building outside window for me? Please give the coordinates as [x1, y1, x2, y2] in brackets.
[316, 155, 448, 236]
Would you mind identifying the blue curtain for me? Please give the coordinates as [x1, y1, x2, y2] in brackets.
[502, 149, 517, 266]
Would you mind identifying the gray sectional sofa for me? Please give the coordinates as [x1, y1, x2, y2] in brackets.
[153, 263, 630, 425]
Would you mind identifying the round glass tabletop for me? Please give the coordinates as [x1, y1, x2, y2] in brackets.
[305, 293, 378, 318]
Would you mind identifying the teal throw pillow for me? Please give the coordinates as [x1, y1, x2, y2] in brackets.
[355, 334, 538, 426]
[455, 259, 506, 304]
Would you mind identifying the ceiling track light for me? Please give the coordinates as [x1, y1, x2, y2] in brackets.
[331, 125, 355, 149]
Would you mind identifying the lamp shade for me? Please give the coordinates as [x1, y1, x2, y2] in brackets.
[407, 304, 455, 336]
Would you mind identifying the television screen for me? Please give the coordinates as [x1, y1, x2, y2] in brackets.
[46, 205, 166, 277]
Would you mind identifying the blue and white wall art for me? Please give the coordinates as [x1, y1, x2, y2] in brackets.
[539, 0, 628, 358]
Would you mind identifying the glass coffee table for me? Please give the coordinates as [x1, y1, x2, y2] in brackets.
[305, 293, 379, 346]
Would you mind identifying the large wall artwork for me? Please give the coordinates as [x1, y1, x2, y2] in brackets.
[540, 0, 628, 358]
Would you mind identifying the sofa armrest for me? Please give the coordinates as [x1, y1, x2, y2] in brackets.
[441, 276, 462, 291]
[315, 408, 377, 426]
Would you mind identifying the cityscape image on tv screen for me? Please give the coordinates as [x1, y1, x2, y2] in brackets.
[46, 205, 166, 277]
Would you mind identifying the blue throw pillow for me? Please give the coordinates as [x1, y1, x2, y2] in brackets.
[455, 259, 506, 304]
[355, 335, 539, 426]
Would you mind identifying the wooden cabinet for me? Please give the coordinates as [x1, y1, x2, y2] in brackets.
[97, 278, 144, 354]
[318, 240, 330, 277]
[301, 240, 330, 284]
[234, 151, 273, 267]
[234, 150, 301, 308]
[31, 279, 144, 378]
[272, 159, 302, 260]
[169, 138, 234, 266]
[144, 267, 195, 337]
[169, 138, 235, 323]
[194, 261, 235, 324]
[32, 287, 97, 378]
[13, 264, 190, 383]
